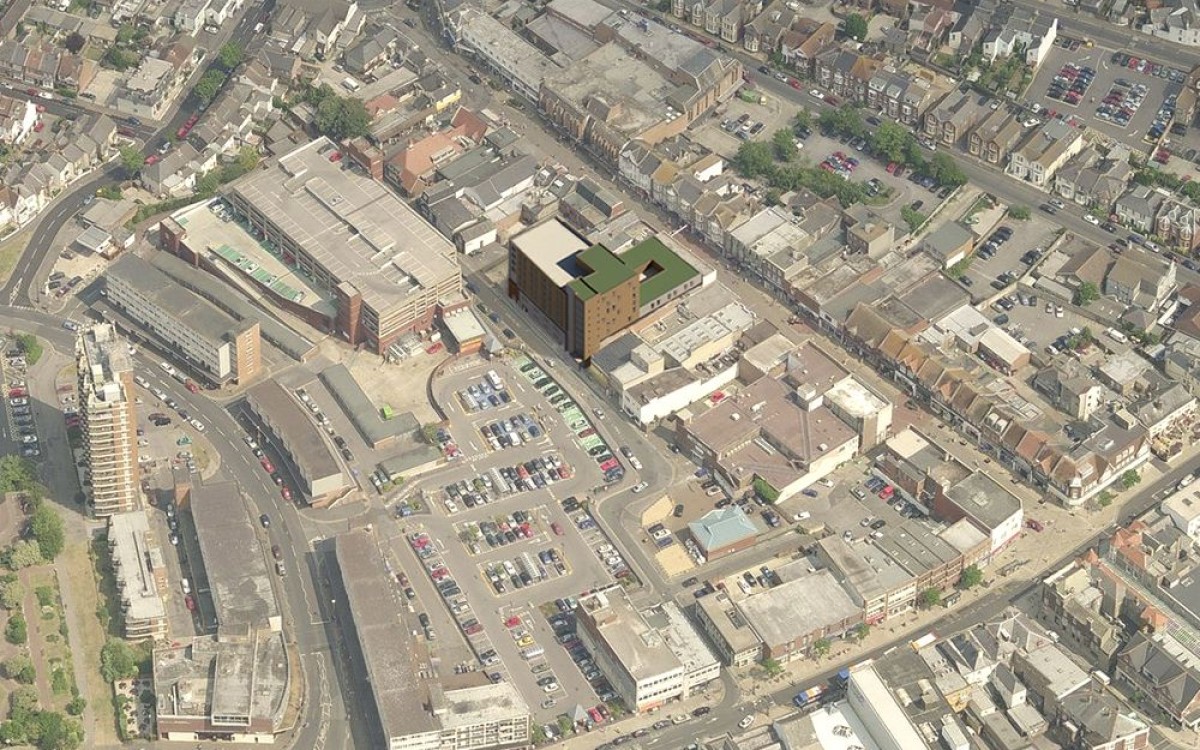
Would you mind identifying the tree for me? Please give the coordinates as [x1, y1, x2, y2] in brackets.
[193, 69, 227, 105]
[118, 146, 144, 176]
[771, 128, 797, 161]
[33, 711, 83, 750]
[733, 141, 774, 178]
[0, 456, 38, 495]
[14, 334, 41, 366]
[99, 639, 141, 682]
[918, 587, 942, 609]
[1074, 281, 1100, 306]
[29, 505, 64, 561]
[844, 13, 869, 41]
[316, 96, 371, 141]
[0, 579, 22, 610]
[958, 564, 984, 590]
[1098, 491, 1115, 507]
[4, 655, 34, 684]
[235, 145, 260, 172]
[817, 104, 865, 138]
[63, 32, 85, 54]
[753, 477, 780, 504]
[9, 686, 38, 715]
[102, 47, 138, 71]
[946, 258, 971, 279]
[851, 623, 870, 643]
[64, 698, 85, 717]
[870, 121, 912, 164]
[927, 151, 966, 187]
[1007, 205, 1032, 220]
[792, 108, 811, 131]
[761, 657, 783, 677]
[812, 637, 832, 659]
[217, 43, 243, 71]
[901, 205, 926, 233]
[5, 614, 27, 645]
[1121, 469, 1142, 489]
[5, 541, 42, 571]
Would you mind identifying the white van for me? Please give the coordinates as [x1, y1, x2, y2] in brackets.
[181, 578, 191, 595]
[521, 646, 545, 660]
[1105, 328, 1128, 344]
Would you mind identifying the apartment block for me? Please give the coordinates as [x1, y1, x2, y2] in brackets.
[108, 511, 167, 642]
[104, 254, 262, 384]
[77, 323, 139, 517]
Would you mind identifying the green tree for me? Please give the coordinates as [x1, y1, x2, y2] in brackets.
[96, 184, 122, 200]
[115, 23, 137, 46]
[63, 32, 85, 54]
[958, 564, 983, 590]
[761, 657, 783, 677]
[9, 686, 38, 714]
[812, 637, 832, 659]
[313, 95, 371, 141]
[5, 541, 42, 571]
[4, 655, 35, 684]
[118, 146, 144, 176]
[1121, 469, 1142, 489]
[235, 145, 260, 172]
[918, 587, 942, 609]
[844, 13, 868, 41]
[217, 42, 243, 71]
[14, 334, 41, 366]
[733, 141, 775, 178]
[1074, 281, 1100, 306]
[1007, 205, 1032, 220]
[5, 614, 27, 645]
[29, 505, 64, 561]
[753, 477, 780, 504]
[946, 258, 971, 279]
[792, 108, 811, 131]
[99, 639, 141, 682]
[851, 622, 870, 642]
[901, 205, 926, 233]
[927, 151, 966, 187]
[818, 104, 865, 138]
[871, 120, 912, 164]
[0, 456, 38, 494]
[34, 711, 83, 750]
[193, 69, 227, 105]
[1098, 491, 1115, 507]
[0, 579, 22, 610]
[771, 128, 797, 161]
[64, 697, 85, 717]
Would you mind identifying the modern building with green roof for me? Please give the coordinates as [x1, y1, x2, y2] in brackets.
[508, 219, 701, 359]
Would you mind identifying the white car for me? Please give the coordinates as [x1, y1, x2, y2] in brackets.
[1083, 214, 1100, 226]
[808, 89, 824, 100]
[739, 715, 755, 729]
[631, 482, 648, 493]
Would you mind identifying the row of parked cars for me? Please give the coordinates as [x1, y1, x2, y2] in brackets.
[3, 346, 38, 458]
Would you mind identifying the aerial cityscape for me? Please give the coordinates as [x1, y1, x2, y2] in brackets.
[1, 0, 1200, 747]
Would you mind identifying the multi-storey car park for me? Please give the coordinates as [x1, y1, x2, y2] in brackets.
[159, 137, 462, 356]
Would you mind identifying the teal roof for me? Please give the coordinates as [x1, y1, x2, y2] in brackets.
[688, 507, 757, 552]
[567, 237, 698, 305]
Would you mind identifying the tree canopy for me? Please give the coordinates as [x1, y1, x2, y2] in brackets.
[29, 505, 64, 561]
[844, 13, 868, 41]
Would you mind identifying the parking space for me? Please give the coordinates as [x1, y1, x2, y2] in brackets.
[964, 217, 1058, 297]
[0, 342, 40, 460]
[997, 290, 1095, 358]
[1027, 45, 1184, 149]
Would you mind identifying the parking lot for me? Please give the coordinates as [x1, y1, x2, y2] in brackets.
[1027, 44, 1184, 149]
[380, 357, 643, 722]
[961, 214, 1058, 301]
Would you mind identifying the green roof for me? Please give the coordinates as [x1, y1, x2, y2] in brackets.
[567, 237, 698, 305]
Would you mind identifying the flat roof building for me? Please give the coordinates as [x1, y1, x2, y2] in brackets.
[332, 529, 531, 749]
[508, 219, 701, 359]
[104, 254, 262, 384]
[161, 138, 461, 354]
[190, 481, 280, 638]
[575, 585, 718, 713]
[737, 571, 862, 664]
[77, 323, 139, 517]
[317, 365, 417, 449]
[244, 381, 347, 502]
[107, 511, 167, 642]
[152, 632, 289, 742]
[847, 662, 928, 750]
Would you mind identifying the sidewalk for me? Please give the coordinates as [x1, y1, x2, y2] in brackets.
[555, 675, 728, 750]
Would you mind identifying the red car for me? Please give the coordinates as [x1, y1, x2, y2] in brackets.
[329, 151, 343, 162]
[184, 595, 196, 611]
[504, 615, 521, 628]
[281, 486, 292, 501]
[184, 380, 199, 393]
[551, 522, 564, 536]
[1026, 519, 1044, 532]
[788, 77, 802, 90]
[260, 457, 275, 473]
[144, 154, 160, 165]
[879, 485, 894, 500]
[464, 623, 483, 635]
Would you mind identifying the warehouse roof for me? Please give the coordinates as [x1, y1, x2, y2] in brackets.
[318, 365, 417, 448]
[245, 380, 342, 481]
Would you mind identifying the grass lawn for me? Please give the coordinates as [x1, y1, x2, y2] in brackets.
[27, 570, 77, 713]
[0, 228, 31, 287]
